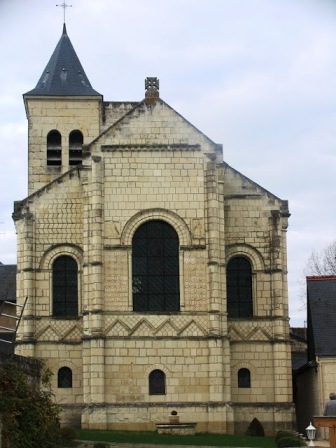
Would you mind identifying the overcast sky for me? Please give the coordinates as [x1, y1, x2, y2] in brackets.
[1, 0, 335, 326]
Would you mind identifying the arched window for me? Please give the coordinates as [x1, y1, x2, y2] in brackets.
[149, 369, 166, 395]
[132, 220, 180, 312]
[69, 130, 83, 166]
[238, 368, 251, 388]
[52, 255, 78, 317]
[58, 367, 72, 388]
[226, 256, 253, 318]
[47, 130, 62, 166]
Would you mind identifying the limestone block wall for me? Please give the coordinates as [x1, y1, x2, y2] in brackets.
[224, 194, 280, 266]
[103, 339, 210, 404]
[14, 171, 84, 345]
[82, 403, 230, 433]
[232, 403, 295, 436]
[34, 341, 83, 427]
[231, 341, 275, 402]
[33, 176, 83, 248]
[231, 338, 291, 396]
[101, 102, 138, 132]
[102, 149, 205, 223]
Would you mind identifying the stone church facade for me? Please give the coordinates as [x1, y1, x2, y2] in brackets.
[13, 25, 295, 434]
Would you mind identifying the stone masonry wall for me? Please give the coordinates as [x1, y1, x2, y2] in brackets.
[25, 97, 101, 195]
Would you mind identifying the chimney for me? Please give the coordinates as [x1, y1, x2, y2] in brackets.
[145, 77, 159, 105]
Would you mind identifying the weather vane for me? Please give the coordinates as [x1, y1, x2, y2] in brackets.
[56, 2, 73, 24]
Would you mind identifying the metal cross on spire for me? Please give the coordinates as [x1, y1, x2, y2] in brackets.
[56, 2, 73, 24]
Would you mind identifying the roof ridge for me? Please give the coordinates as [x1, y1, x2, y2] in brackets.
[307, 276, 336, 281]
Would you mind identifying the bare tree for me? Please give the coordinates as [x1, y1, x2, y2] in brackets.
[304, 240, 336, 276]
[298, 241, 336, 313]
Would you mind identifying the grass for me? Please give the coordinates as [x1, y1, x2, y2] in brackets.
[77, 429, 276, 447]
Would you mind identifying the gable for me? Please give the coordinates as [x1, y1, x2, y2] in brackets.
[13, 168, 83, 245]
[87, 99, 222, 161]
[221, 162, 284, 203]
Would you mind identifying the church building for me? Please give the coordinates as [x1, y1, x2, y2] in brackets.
[13, 24, 295, 434]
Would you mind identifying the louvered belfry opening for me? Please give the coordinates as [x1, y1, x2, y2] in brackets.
[47, 130, 62, 166]
[69, 130, 83, 165]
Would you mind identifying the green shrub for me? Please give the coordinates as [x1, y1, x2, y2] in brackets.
[275, 430, 297, 442]
[0, 361, 62, 448]
[60, 426, 78, 446]
[276, 435, 305, 447]
[245, 417, 265, 436]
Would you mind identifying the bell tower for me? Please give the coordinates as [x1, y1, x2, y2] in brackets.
[23, 24, 102, 195]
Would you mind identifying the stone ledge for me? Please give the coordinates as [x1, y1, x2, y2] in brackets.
[156, 422, 197, 435]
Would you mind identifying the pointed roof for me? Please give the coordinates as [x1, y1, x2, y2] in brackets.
[24, 24, 101, 97]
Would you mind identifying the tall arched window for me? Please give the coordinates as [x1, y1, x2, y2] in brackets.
[132, 220, 180, 312]
[69, 130, 83, 165]
[226, 256, 253, 318]
[52, 255, 78, 317]
[149, 369, 166, 395]
[238, 368, 251, 388]
[47, 130, 62, 166]
[58, 367, 73, 388]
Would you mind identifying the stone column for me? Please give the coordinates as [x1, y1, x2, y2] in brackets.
[82, 156, 106, 428]
[90, 156, 103, 332]
[16, 211, 36, 357]
[269, 209, 288, 340]
[206, 156, 221, 331]
[205, 156, 225, 410]
[270, 205, 292, 409]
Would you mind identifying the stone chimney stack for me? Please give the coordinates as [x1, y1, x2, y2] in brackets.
[145, 77, 159, 105]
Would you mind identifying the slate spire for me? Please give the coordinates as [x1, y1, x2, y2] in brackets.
[25, 24, 101, 96]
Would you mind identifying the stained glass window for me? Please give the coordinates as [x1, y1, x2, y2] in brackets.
[53, 255, 78, 317]
[149, 369, 166, 395]
[238, 368, 251, 388]
[132, 221, 180, 312]
[227, 256, 253, 317]
[58, 366, 72, 388]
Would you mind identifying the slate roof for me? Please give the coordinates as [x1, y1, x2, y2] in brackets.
[0, 263, 16, 303]
[307, 276, 336, 358]
[292, 351, 308, 371]
[0, 333, 14, 354]
[24, 24, 101, 97]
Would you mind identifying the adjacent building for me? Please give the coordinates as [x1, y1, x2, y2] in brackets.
[294, 276, 336, 435]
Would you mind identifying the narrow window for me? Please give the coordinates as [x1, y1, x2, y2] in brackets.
[226, 256, 253, 318]
[69, 130, 83, 166]
[149, 369, 166, 395]
[52, 255, 78, 317]
[132, 220, 180, 312]
[58, 367, 72, 388]
[238, 368, 251, 388]
[47, 130, 62, 166]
